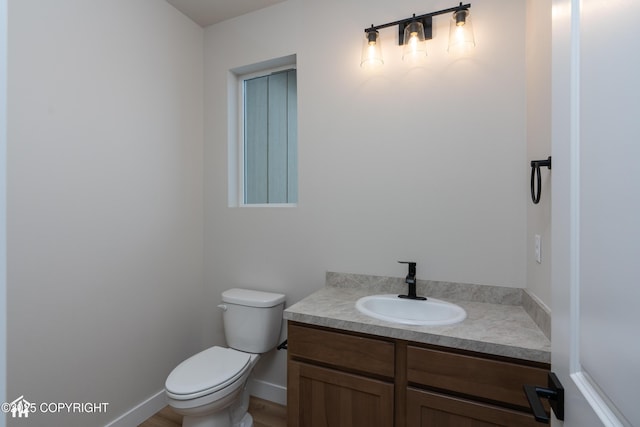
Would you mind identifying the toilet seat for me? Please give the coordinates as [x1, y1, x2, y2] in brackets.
[165, 346, 251, 400]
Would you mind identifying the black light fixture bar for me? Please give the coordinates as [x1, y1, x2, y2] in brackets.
[364, 2, 471, 45]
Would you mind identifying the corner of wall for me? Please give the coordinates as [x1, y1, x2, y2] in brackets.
[525, 0, 552, 310]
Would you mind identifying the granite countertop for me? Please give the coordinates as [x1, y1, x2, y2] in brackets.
[284, 274, 551, 364]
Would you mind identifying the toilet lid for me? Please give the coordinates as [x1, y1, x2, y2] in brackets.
[165, 346, 251, 399]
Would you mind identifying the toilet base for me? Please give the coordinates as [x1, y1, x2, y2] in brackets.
[237, 413, 253, 427]
[181, 409, 252, 427]
[182, 409, 230, 427]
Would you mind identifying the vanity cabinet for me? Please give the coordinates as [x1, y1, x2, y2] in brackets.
[287, 322, 550, 427]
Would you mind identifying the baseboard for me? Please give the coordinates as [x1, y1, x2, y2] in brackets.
[103, 380, 283, 426]
[248, 378, 286, 406]
[104, 389, 167, 427]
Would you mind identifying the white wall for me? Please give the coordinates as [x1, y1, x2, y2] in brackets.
[204, 0, 528, 400]
[7, 1, 204, 425]
[525, 0, 552, 309]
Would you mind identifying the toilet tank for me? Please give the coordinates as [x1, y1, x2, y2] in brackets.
[221, 288, 286, 354]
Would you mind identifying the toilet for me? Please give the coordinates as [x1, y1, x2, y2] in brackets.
[165, 288, 286, 427]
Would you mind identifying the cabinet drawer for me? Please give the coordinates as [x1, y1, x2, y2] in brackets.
[407, 345, 549, 409]
[288, 323, 395, 378]
[407, 387, 541, 427]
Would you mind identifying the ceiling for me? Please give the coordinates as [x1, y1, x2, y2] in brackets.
[165, 0, 287, 27]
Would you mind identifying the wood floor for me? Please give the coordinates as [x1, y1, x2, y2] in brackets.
[138, 396, 286, 427]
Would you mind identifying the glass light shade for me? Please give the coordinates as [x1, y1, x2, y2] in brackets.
[448, 9, 475, 54]
[402, 21, 427, 62]
[360, 30, 383, 68]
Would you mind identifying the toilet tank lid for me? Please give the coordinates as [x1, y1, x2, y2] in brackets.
[222, 288, 286, 307]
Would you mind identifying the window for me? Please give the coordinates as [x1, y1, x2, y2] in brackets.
[240, 67, 297, 205]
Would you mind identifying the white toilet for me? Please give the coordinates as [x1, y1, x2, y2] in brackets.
[165, 288, 286, 427]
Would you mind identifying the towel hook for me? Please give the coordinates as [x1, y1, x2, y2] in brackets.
[530, 156, 551, 204]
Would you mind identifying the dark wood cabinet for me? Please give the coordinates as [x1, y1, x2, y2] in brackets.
[287, 322, 549, 427]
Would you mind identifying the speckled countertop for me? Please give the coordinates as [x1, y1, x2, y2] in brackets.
[284, 273, 551, 364]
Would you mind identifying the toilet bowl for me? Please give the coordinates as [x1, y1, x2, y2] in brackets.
[165, 288, 285, 427]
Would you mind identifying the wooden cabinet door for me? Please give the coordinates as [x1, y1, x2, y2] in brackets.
[406, 388, 541, 427]
[288, 361, 394, 427]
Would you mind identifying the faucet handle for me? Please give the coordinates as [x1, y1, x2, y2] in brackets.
[398, 261, 417, 276]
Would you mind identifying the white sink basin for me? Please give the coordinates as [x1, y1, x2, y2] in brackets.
[355, 294, 467, 326]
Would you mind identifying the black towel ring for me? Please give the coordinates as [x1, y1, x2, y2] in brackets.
[530, 156, 551, 204]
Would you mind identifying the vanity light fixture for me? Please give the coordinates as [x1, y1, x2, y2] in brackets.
[361, 2, 473, 68]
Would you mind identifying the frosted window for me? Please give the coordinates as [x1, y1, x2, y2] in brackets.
[243, 69, 297, 204]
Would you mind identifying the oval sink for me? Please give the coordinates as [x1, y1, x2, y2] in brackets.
[355, 294, 467, 326]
